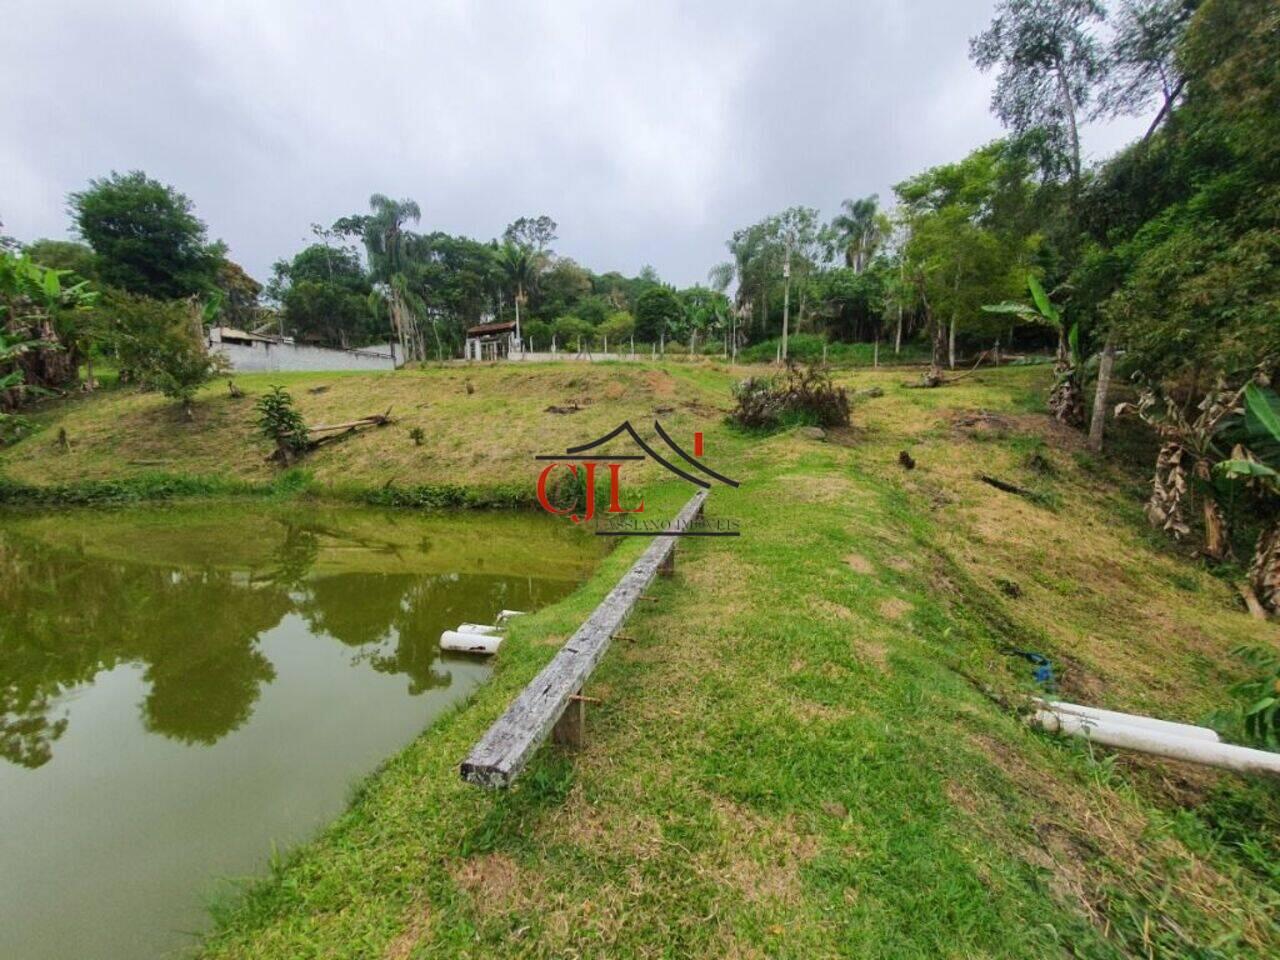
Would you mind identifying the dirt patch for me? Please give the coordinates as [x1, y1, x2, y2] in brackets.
[450, 853, 535, 918]
[844, 553, 874, 575]
[542, 783, 664, 860]
[853, 638, 889, 670]
[383, 900, 432, 960]
[642, 369, 676, 398]
[878, 597, 913, 620]
[701, 798, 822, 908]
[773, 474, 861, 506]
[815, 599, 856, 622]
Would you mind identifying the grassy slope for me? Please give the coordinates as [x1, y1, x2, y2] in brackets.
[4, 363, 1278, 958]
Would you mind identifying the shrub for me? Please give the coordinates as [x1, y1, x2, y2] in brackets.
[523, 319, 553, 351]
[596, 311, 635, 346]
[256, 385, 310, 465]
[553, 315, 595, 350]
[106, 290, 226, 416]
[730, 361, 850, 430]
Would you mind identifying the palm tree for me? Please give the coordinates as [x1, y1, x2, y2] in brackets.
[497, 242, 541, 349]
[337, 195, 423, 360]
[831, 196, 886, 274]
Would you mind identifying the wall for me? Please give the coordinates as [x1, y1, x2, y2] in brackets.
[210, 337, 399, 373]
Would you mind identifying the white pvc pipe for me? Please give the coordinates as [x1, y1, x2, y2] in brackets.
[496, 609, 527, 623]
[1040, 699, 1219, 742]
[440, 630, 502, 655]
[455, 623, 502, 635]
[1032, 710, 1280, 777]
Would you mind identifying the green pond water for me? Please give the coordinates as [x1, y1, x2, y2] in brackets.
[0, 503, 604, 960]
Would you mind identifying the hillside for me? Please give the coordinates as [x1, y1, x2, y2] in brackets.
[4, 361, 1278, 958]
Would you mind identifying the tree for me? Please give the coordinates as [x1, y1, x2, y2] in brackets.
[970, 0, 1108, 184]
[19, 240, 106, 388]
[830, 196, 888, 273]
[496, 242, 542, 348]
[634, 286, 684, 345]
[68, 171, 222, 298]
[1, 251, 98, 411]
[282, 281, 377, 347]
[22, 240, 98, 282]
[537, 258, 592, 321]
[216, 260, 262, 331]
[105, 291, 225, 418]
[984, 276, 1085, 425]
[502, 215, 557, 253]
[335, 194, 425, 360]
[1095, 0, 1198, 139]
[270, 243, 376, 346]
[772, 207, 825, 361]
[897, 141, 1038, 373]
[596, 311, 635, 348]
[552, 315, 594, 351]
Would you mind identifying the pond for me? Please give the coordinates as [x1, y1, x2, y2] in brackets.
[0, 503, 604, 960]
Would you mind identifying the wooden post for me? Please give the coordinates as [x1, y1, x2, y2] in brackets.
[553, 691, 585, 749]
[874, 338, 879, 368]
[659, 547, 676, 577]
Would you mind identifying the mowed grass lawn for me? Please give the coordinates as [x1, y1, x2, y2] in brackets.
[4, 362, 1278, 958]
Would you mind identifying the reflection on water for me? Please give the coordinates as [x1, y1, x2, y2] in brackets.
[0, 504, 602, 960]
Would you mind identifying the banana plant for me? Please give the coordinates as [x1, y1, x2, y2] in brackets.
[1216, 382, 1280, 615]
[982, 274, 1084, 426]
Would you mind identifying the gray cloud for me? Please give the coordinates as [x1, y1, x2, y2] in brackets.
[1, 1, 1151, 287]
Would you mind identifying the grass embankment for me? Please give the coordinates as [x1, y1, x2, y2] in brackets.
[3, 362, 1278, 958]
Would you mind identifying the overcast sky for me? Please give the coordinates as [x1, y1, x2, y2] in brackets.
[2, 1, 1151, 288]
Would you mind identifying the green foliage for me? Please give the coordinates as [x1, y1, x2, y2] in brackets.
[1, 250, 99, 411]
[595, 310, 635, 346]
[282, 280, 378, 347]
[69, 170, 222, 298]
[730, 362, 850, 429]
[255, 386, 309, 459]
[104, 291, 225, 408]
[634, 286, 684, 342]
[970, 0, 1107, 180]
[1230, 646, 1280, 749]
[1075, 0, 1280, 390]
[522, 319, 553, 350]
[551, 315, 594, 348]
[22, 239, 98, 282]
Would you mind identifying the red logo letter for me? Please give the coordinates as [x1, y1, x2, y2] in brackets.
[537, 462, 577, 516]
[606, 462, 644, 514]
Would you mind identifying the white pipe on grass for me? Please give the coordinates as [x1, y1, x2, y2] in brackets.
[1038, 699, 1219, 742]
[455, 623, 503, 635]
[1031, 710, 1280, 777]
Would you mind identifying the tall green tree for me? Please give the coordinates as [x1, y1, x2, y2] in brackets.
[1095, 0, 1199, 138]
[970, 0, 1108, 184]
[335, 195, 425, 360]
[830, 196, 888, 273]
[68, 171, 222, 299]
[634, 286, 684, 345]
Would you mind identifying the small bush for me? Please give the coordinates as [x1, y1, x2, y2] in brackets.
[256, 386, 309, 465]
[730, 362, 850, 430]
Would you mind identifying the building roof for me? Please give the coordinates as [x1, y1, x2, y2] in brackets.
[466, 321, 518, 336]
[214, 326, 276, 344]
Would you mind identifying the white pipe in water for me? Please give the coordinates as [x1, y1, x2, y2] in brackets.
[1039, 699, 1219, 742]
[455, 623, 502, 635]
[1031, 710, 1280, 777]
[440, 630, 502, 655]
